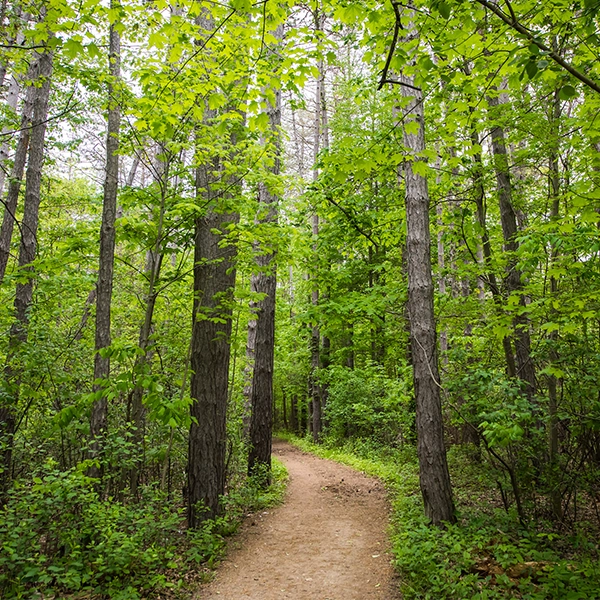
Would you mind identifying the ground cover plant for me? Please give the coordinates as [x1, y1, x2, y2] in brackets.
[283, 434, 600, 599]
[0, 457, 287, 599]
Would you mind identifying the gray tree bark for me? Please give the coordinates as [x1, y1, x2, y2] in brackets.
[488, 92, 536, 397]
[0, 43, 53, 497]
[397, 11, 455, 524]
[248, 23, 283, 483]
[0, 73, 22, 197]
[90, 14, 121, 478]
[128, 145, 168, 495]
[0, 67, 35, 284]
[187, 6, 243, 529]
[310, 8, 326, 443]
[188, 135, 239, 526]
[548, 86, 562, 520]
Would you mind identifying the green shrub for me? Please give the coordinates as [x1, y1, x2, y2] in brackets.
[0, 454, 288, 599]
[284, 435, 600, 600]
[321, 364, 413, 445]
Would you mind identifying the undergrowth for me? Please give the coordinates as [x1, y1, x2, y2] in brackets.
[0, 457, 287, 599]
[281, 433, 600, 600]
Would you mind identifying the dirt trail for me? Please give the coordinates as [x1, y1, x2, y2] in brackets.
[197, 440, 399, 599]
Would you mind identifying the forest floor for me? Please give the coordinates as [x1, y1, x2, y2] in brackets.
[195, 440, 400, 600]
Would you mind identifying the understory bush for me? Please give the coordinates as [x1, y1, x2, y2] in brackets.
[0, 457, 287, 599]
[321, 364, 414, 445]
[284, 434, 600, 600]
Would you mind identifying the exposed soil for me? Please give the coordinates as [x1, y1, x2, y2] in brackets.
[196, 440, 400, 599]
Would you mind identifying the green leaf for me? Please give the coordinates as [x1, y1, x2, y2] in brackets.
[87, 42, 101, 59]
[438, 2, 451, 19]
[64, 38, 84, 59]
[525, 59, 538, 79]
[411, 160, 429, 177]
[559, 85, 577, 100]
[208, 93, 226, 110]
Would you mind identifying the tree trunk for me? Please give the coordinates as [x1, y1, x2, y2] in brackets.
[0, 71, 35, 284]
[90, 15, 120, 478]
[488, 92, 536, 397]
[187, 4, 245, 526]
[397, 15, 455, 524]
[0, 44, 53, 497]
[129, 145, 168, 496]
[310, 8, 326, 443]
[290, 394, 298, 432]
[129, 247, 164, 495]
[0, 72, 22, 197]
[242, 299, 257, 436]
[469, 117, 517, 378]
[248, 24, 283, 481]
[548, 86, 562, 520]
[188, 140, 239, 525]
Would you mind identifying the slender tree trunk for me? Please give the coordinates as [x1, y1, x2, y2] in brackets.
[0, 73, 22, 197]
[248, 23, 283, 482]
[242, 299, 257, 435]
[290, 394, 298, 432]
[548, 86, 562, 520]
[0, 74, 35, 284]
[0, 44, 53, 497]
[90, 14, 121, 478]
[128, 145, 169, 495]
[129, 245, 164, 494]
[488, 92, 536, 397]
[436, 172, 448, 362]
[310, 8, 326, 442]
[397, 8, 455, 525]
[469, 118, 517, 377]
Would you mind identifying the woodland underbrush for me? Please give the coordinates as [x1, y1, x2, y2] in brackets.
[284, 434, 600, 600]
[0, 457, 287, 599]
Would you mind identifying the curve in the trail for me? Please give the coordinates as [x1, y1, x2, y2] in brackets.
[197, 440, 399, 600]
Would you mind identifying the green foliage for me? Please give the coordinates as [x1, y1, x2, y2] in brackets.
[284, 436, 600, 600]
[320, 364, 413, 445]
[0, 456, 287, 599]
[0, 462, 184, 598]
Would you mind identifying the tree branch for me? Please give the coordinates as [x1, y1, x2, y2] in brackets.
[475, 0, 600, 94]
[324, 193, 379, 247]
[378, 1, 403, 90]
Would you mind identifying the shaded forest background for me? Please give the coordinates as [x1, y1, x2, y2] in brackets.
[1, 0, 600, 597]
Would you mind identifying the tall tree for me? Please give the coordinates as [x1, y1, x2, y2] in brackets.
[89, 4, 121, 477]
[188, 127, 240, 525]
[310, 6, 327, 442]
[187, 5, 247, 527]
[396, 5, 455, 526]
[0, 39, 53, 496]
[248, 20, 284, 483]
[0, 69, 34, 284]
[488, 89, 536, 398]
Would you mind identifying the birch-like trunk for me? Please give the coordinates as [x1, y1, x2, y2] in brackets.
[0, 70, 35, 284]
[0, 43, 53, 496]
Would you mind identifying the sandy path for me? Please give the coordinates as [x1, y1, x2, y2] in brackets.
[196, 440, 399, 599]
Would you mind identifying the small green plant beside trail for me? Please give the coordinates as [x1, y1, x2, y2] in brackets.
[0, 458, 287, 599]
[282, 434, 600, 600]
